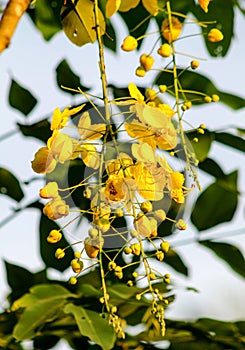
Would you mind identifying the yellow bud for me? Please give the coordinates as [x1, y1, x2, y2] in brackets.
[132, 271, 138, 278]
[124, 246, 132, 254]
[88, 227, 99, 238]
[193, 137, 199, 143]
[55, 248, 65, 259]
[175, 219, 187, 230]
[157, 43, 171, 57]
[200, 123, 206, 129]
[212, 94, 220, 102]
[154, 209, 166, 222]
[145, 88, 157, 101]
[160, 241, 170, 253]
[71, 259, 84, 273]
[149, 272, 156, 280]
[156, 251, 165, 262]
[47, 230, 62, 243]
[130, 243, 141, 256]
[204, 96, 212, 103]
[140, 54, 154, 71]
[197, 128, 205, 134]
[74, 251, 81, 259]
[127, 280, 134, 287]
[115, 208, 124, 217]
[207, 28, 224, 43]
[184, 101, 192, 109]
[130, 229, 139, 238]
[140, 201, 153, 213]
[136, 294, 141, 300]
[135, 66, 146, 77]
[69, 277, 77, 285]
[83, 188, 91, 199]
[191, 60, 200, 69]
[159, 85, 167, 93]
[108, 261, 117, 271]
[121, 36, 138, 51]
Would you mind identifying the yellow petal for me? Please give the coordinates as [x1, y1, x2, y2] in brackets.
[170, 172, 185, 188]
[106, 0, 121, 18]
[51, 104, 85, 131]
[134, 162, 162, 201]
[119, 0, 140, 12]
[78, 111, 106, 140]
[198, 0, 211, 13]
[125, 121, 157, 150]
[135, 103, 171, 129]
[81, 144, 100, 169]
[158, 103, 175, 118]
[31, 147, 57, 174]
[128, 83, 144, 102]
[131, 143, 155, 163]
[161, 17, 182, 43]
[48, 131, 74, 163]
[142, 0, 159, 15]
[134, 214, 152, 237]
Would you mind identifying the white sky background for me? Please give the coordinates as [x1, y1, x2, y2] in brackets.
[0, 3, 245, 340]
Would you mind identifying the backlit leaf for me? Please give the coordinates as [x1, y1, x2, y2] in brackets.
[61, 0, 105, 47]
[8, 79, 38, 116]
[56, 59, 90, 94]
[64, 303, 116, 350]
[0, 168, 24, 201]
[186, 129, 214, 162]
[13, 284, 73, 341]
[17, 119, 52, 143]
[191, 170, 238, 230]
[200, 241, 245, 278]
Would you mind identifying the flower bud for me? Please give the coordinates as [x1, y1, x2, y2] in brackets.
[207, 28, 223, 43]
[175, 219, 187, 230]
[161, 17, 182, 43]
[157, 43, 171, 57]
[40, 182, 59, 199]
[135, 66, 146, 77]
[191, 60, 199, 69]
[140, 54, 154, 71]
[121, 36, 138, 51]
[55, 248, 65, 259]
[47, 229, 62, 243]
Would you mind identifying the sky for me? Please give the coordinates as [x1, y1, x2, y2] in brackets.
[0, 3, 245, 345]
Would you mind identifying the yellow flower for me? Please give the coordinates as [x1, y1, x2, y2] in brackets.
[161, 16, 182, 43]
[55, 248, 65, 259]
[47, 229, 62, 243]
[51, 104, 85, 131]
[126, 103, 178, 151]
[40, 182, 59, 199]
[207, 28, 224, 42]
[106, 153, 134, 178]
[43, 196, 69, 220]
[78, 111, 106, 141]
[31, 147, 56, 174]
[132, 143, 156, 164]
[198, 0, 211, 13]
[105, 174, 127, 203]
[84, 237, 104, 258]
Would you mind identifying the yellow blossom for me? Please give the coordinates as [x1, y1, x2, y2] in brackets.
[40, 182, 59, 199]
[198, 0, 211, 13]
[31, 147, 56, 174]
[207, 28, 224, 42]
[78, 111, 106, 141]
[84, 237, 104, 258]
[161, 17, 182, 43]
[55, 248, 65, 259]
[126, 103, 178, 151]
[51, 104, 85, 131]
[131, 143, 155, 164]
[105, 174, 127, 203]
[106, 0, 158, 18]
[169, 172, 185, 203]
[43, 196, 69, 220]
[106, 153, 134, 178]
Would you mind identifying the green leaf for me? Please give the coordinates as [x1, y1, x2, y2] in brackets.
[56, 59, 90, 95]
[39, 213, 74, 271]
[192, 0, 234, 57]
[17, 119, 52, 143]
[214, 132, 245, 153]
[0, 168, 24, 201]
[154, 69, 245, 110]
[64, 303, 116, 350]
[164, 249, 189, 276]
[198, 158, 225, 178]
[13, 284, 73, 341]
[61, 0, 105, 47]
[200, 241, 245, 278]
[8, 79, 38, 116]
[191, 170, 238, 231]
[34, 0, 62, 40]
[186, 130, 214, 162]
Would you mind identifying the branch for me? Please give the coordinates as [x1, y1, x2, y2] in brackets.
[0, 0, 30, 54]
